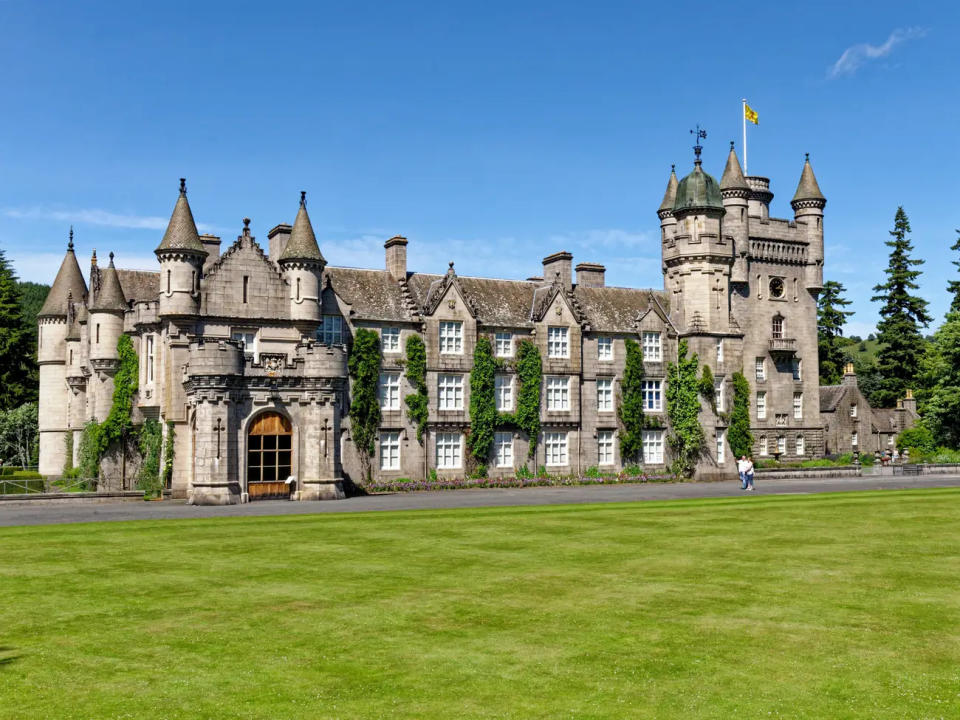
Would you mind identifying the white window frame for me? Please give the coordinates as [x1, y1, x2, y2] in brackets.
[642, 331, 662, 362]
[793, 392, 803, 419]
[597, 336, 613, 362]
[381, 327, 401, 353]
[232, 330, 259, 362]
[756, 391, 766, 420]
[641, 379, 663, 412]
[759, 436, 768, 456]
[437, 373, 464, 410]
[717, 339, 724, 363]
[755, 357, 766, 381]
[598, 430, 615, 466]
[792, 358, 802, 381]
[715, 379, 725, 413]
[716, 429, 726, 464]
[545, 376, 570, 411]
[494, 332, 513, 358]
[494, 431, 513, 468]
[379, 432, 400, 470]
[777, 435, 786, 455]
[852, 431, 860, 447]
[850, 404, 858, 418]
[597, 377, 614, 413]
[438, 321, 463, 355]
[145, 334, 155, 384]
[318, 315, 345, 345]
[642, 429, 664, 465]
[544, 431, 568, 466]
[378, 372, 401, 411]
[547, 326, 569, 359]
[796, 434, 805, 456]
[436, 432, 462, 469]
[495, 374, 514, 411]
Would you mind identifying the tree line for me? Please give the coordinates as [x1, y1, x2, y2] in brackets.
[817, 207, 960, 447]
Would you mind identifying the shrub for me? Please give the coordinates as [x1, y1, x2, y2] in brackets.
[897, 424, 935, 454]
[623, 464, 643, 477]
[727, 373, 753, 458]
[584, 466, 602, 478]
[515, 465, 534, 480]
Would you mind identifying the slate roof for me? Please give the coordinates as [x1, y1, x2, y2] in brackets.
[117, 270, 159, 304]
[279, 195, 325, 263]
[720, 144, 749, 191]
[89, 257, 128, 312]
[156, 180, 207, 255]
[574, 286, 668, 333]
[674, 163, 723, 212]
[819, 385, 847, 412]
[659, 167, 678, 212]
[325, 267, 413, 322]
[791, 157, 825, 203]
[38, 246, 87, 317]
[871, 408, 900, 433]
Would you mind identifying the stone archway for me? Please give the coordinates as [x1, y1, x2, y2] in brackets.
[247, 411, 293, 500]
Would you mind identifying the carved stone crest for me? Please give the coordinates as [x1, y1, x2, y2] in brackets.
[262, 354, 285, 376]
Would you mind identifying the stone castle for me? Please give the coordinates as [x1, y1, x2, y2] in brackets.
[36, 141, 914, 503]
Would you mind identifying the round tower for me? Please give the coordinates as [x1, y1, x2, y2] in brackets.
[720, 141, 750, 283]
[37, 229, 88, 475]
[791, 154, 826, 290]
[278, 191, 325, 324]
[88, 252, 128, 419]
[658, 165, 679, 274]
[156, 179, 207, 318]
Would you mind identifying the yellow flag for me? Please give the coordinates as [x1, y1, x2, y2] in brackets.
[744, 103, 758, 125]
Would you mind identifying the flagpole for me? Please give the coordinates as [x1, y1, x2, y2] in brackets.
[742, 98, 748, 175]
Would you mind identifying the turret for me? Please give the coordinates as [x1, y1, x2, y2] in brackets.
[720, 142, 750, 283]
[658, 165, 679, 271]
[791, 154, 826, 290]
[155, 178, 207, 317]
[278, 191, 324, 323]
[88, 253, 128, 421]
[37, 229, 88, 475]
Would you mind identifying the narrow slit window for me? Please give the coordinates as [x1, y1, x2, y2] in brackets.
[243, 276, 249, 304]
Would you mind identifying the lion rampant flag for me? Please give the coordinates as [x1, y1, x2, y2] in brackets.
[744, 103, 758, 125]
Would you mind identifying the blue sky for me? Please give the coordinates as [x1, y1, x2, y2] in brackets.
[0, 0, 956, 336]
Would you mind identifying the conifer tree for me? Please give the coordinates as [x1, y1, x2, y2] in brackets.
[947, 230, 960, 314]
[0, 251, 33, 409]
[870, 207, 932, 407]
[915, 312, 960, 448]
[817, 280, 854, 385]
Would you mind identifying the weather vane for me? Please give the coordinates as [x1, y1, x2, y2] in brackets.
[690, 124, 707, 163]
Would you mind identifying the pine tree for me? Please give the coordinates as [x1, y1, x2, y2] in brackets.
[817, 280, 854, 385]
[0, 251, 33, 409]
[870, 207, 932, 407]
[947, 230, 960, 314]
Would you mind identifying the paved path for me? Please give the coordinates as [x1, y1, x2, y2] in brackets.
[2, 474, 959, 527]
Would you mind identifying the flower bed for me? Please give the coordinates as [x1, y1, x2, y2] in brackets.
[360, 473, 675, 494]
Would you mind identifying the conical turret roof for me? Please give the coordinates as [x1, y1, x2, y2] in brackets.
[659, 166, 679, 212]
[89, 253, 128, 313]
[38, 230, 88, 318]
[279, 192, 325, 263]
[65, 291, 81, 341]
[156, 179, 207, 255]
[792, 155, 825, 203]
[720, 143, 749, 191]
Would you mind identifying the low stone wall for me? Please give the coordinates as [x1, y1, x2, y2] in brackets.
[755, 465, 861, 480]
[0, 490, 171, 504]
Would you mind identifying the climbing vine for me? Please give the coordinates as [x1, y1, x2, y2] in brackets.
[618, 338, 646, 464]
[499, 339, 541, 459]
[162, 420, 176, 487]
[468, 336, 497, 467]
[348, 328, 382, 480]
[97, 334, 139, 456]
[77, 420, 101, 481]
[666, 339, 703, 479]
[63, 431, 74, 476]
[699, 363, 715, 410]
[137, 419, 163, 497]
[727, 372, 753, 459]
[403, 334, 428, 444]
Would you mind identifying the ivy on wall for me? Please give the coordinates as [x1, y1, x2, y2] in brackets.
[162, 420, 176, 488]
[699, 364, 715, 411]
[96, 334, 139, 457]
[403, 334, 428, 444]
[727, 372, 754, 458]
[77, 420, 101, 481]
[63, 431, 74, 476]
[348, 328, 382, 480]
[498, 339, 542, 459]
[666, 339, 703, 479]
[468, 336, 496, 468]
[137, 419, 163, 497]
[618, 337, 646, 464]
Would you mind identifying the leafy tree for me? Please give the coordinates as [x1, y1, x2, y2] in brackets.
[0, 402, 38, 467]
[0, 251, 34, 409]
[870, 207, 932, 407]
[618, 338, 645, 463]
[817, 280, 854, 385]
[403, 334, 428, 443]
[896, 423, 935, 455]
[727, 373, 753, 458]
[17, 280, 48, 403]
[348, 328, 381, 480]
[915, 312, 960, 448]
[665, 340, 703, 478]
[948, 230, 960, 314]
[467, 336, 496, 466]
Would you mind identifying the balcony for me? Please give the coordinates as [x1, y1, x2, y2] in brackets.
[768, 337, 796, 355]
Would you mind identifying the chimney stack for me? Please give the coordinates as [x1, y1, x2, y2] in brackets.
[542, 251, 573, 291]
[841, 362, 857, 387]
[385, 235, 408, 281]
[199, 234, 221, 273]
[575, 262, 605, 288]
[902, 389, 917, 414]
[268, 224, 292, 263]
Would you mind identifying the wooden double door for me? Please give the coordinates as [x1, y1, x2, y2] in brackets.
[247, 412, 292, 500]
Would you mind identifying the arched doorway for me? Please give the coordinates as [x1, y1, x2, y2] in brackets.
[247, 412, 293, 500]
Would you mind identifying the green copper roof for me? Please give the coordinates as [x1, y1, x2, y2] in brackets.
[279, 193, 325, 263]
[792, 156, 825, 202]
[720, 144, 749, 191]
[674, 163, 723, 212]
[38, 232, 88, 317]
[659, 166, 679, 212]
[156, 179, 207, 255]
[89, 253, 128, 313]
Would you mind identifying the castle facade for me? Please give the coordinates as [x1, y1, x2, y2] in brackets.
[36, 143, 894, 503]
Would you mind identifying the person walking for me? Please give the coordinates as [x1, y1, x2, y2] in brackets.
[744, 456, 756, 491]
[737, 455, 748, 490]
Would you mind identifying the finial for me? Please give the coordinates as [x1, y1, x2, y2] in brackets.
[805, 152, 810, 162]
[91, 249, 97, 263]
[242, 218, 251, 237]
[108, 251, 115, 266]
[671, 164, 675, 173]
[448, 261, 454, 269]
[179, 178, 187, 196]
[300, 191, 306, 207]
[730, 140, 735, 151]
[68, 226, 74, 251]
[690, 124, 707, 164]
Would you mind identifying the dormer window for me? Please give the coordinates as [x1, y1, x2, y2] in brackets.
[547, 326, 569, 358]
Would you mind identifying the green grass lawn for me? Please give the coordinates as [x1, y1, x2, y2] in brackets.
[2, 490, 960, 719]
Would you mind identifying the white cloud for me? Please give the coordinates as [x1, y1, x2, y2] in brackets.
[829, 27, 927, 78]
[2, 206, 221, 233]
